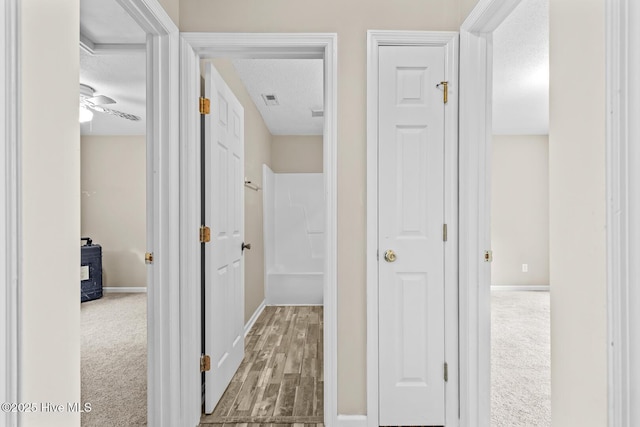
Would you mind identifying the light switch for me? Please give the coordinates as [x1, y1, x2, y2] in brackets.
[522, 263, 529, 273]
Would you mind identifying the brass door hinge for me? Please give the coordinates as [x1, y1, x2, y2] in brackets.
[443, 224, 448, 242]
[200, 354, 211, 372]
[199, 97, 210, 115]
[145, 252, 154, 264]
[444, 362, 449, 382]
[484, 250, 493, 263]
[200, 226, 211, 243]
[437, 81, 448, 104]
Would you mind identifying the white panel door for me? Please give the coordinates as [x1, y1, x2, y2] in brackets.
[378, 45, 447, 426]
[204, 62, 245, 414]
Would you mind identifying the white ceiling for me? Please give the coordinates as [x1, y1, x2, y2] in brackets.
[80, 0, 145, 45]
[231, 59, 324, 135]
[80, 0, 546, 137]
[492, 0, 549, 135]
[80, 0, 146, 136]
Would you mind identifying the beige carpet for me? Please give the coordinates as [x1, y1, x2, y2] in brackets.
[491, 291, 551, 427]
[81, 293, 147, 427]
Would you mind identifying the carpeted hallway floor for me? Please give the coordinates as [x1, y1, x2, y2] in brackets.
[81, 293, 147, 426]
[491, 290, 551, 427]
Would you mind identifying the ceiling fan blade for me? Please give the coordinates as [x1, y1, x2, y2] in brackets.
[93, 105, 141, 121]
[87, 94, 116, 105]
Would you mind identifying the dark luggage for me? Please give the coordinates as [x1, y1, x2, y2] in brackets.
[81, 237, 103, 302]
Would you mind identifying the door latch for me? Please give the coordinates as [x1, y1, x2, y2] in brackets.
[436, 81, 449, 104]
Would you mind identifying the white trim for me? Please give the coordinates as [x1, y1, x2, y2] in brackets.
[2, 1, 19, 426]
[490, 285, 549, 292]
[458, 2, 525, 425]
[111, 1, 180, 426]
[606, 0, 639, 425]
[103, 287, 148, 293]
[79, 32, 146, 55]
[336, 414, 368, 427]
[180, 32, 338, 427]
[244, 300, 266, 337]
[178, 34, 202, 427]
[268, 303, 324, 307]
[366, 30, 459, 427]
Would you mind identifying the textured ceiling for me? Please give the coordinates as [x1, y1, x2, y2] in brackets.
[80, 49, 146, 135]
[231, 59, 324, 136]
[80, 0, 146, 135]
[80, 0, 145, 44]
[492, 0, 549, 135]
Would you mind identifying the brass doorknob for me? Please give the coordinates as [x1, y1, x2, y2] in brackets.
[384, 249, 397, 263]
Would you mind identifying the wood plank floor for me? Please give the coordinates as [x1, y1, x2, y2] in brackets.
[200, 306, 323, 426]
[203, 424, 323, 427]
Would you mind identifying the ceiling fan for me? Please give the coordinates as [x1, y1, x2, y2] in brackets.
[79, 83, 141, 122]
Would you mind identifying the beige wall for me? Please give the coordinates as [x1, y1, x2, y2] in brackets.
[158, 0, 179, 27]
[460, 0, 480, 23]
[81, 136, 147, 288]
[271, 135, 323, 173]
[549, 0, 607, 425]
[491, 135, 549, 286]
[20, 0, 80, 425]
[210, 59, 272, 325]
[182, 0, 465, 413]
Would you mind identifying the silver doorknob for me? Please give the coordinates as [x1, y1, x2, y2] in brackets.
[384, 249, 397, 263]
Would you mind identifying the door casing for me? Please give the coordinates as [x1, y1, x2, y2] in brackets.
[179, 33, 338, 427]
[1, 2, 19, 426]
[108, 2, 181, 426]
[366, 30, 460, 427]
[458, 1, 524, 424]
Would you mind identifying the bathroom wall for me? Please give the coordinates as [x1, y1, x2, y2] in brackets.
[271, 135, 323, 173]
[264, 170, 324, 304]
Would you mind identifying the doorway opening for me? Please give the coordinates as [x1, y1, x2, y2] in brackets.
[77, 0, 179, 425]
[199, 57, 325, 424]
[180, 33, 338, 427]
[79, 1, 148, 425]
[489, 0, 550, 425]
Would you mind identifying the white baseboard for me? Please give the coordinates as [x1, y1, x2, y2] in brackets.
[267, 303, 324, 306]
[244, 300, 266, 337]
[336, 415, 367, 427]
[491, 285, 549, 292]
[103, 287, 147, 293]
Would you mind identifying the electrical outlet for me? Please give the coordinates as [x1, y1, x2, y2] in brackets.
[522, 263, 529, 273]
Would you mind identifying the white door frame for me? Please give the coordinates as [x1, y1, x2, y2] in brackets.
[366, 30, 459, 427]
[109, 2, 181, 425]
[1, 1, 19, 426]
[606, 0, 640, 425]
[460, 0, 640, 426]
[457, 1, 524, 424]
[179, 32, 338, 427]
[1, 0, 180, 425]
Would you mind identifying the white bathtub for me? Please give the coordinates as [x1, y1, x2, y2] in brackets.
[266, 272, 324, 305]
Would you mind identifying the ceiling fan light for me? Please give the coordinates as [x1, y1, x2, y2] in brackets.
[79, 106, 94, 123]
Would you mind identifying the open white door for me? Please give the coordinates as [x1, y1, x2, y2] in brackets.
[377, 45, 447, 426]
[203, 62, 245, 414]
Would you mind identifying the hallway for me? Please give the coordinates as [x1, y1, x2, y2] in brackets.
[200, 306, 323, 426]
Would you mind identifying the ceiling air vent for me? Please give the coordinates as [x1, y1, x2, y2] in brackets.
[261, 93, 279, 106]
